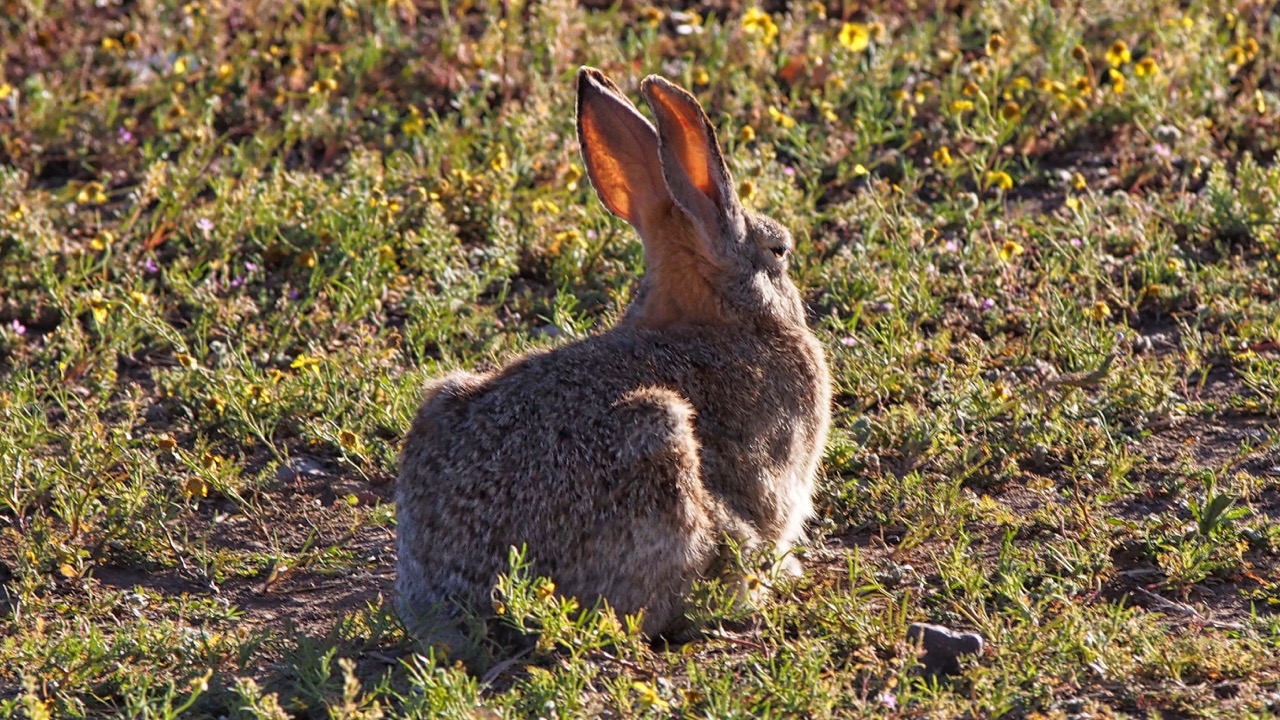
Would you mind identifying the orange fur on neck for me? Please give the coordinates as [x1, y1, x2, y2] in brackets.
[630, 204, 727, 329]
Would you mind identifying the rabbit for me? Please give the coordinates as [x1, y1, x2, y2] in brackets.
[396, 66, 831, 654]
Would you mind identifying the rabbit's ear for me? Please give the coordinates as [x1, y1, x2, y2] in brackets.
[577, 67, 669, 230]
[640, 76, 741, 243]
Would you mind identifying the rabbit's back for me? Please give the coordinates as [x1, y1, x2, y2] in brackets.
[396, 324, 826, 636]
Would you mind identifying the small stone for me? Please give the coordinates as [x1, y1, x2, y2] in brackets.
[907, 622, 984, 674]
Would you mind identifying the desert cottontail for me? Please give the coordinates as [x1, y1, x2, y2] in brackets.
[396, 67, 831, 651]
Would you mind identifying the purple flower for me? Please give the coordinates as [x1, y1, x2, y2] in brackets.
[244, 261, 259, 272]
[8, 319, 26, 336]
[118, 127, 135, 144]
[288, 289, 301, 300]
[196, 217, 214, 234]
[840, 336, 858, 347]
[980, 297, 995, 310]
[230, 275, 245, 288]
[944, 239, 959, 253]
[1070, 237, 1083, 247]
[878, 690, 897, 709]
[783, 165, 796, 177]
[144, 257, 159, 274]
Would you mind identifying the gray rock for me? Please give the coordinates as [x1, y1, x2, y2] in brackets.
[907, 622, 984, 674]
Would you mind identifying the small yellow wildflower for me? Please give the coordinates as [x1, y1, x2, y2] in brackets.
[176, 352, 198, 369]
[738, 125, 756, 143]
[217, 62, 233, 80]
[962, 80, 981, 97]
[852, 163, 869, 176]
[297, 250, 317, 268]
[998, 240, 1024, 261]
[378, 245, 396, 264]
[932, 146, 953, 167]
[1071, 172, 1087, 190]
[639, 6, 663, 27]
[490, 148, 509, 173]
[949, 99, 974, 113]
[123, 31, 140, 48]
[1255, 90, 1266, 115]
[101, 37, 123, 52]
[693, 67, 710, 85]
[535, 579, 556, 599]
[87, 292, 109, 324]
[738, 179, 755, 201]
[1085, 300, 1112, 320]
[986, 33, 1005, 55]
[741, 8, 778, 46]
[1010, 76, 1032, 92]
[1225, 45, 1247, 67]
[1134, 57, 1158, 78]
[173, 57, 187, 75]
[987, 171, 1014, 191]
[632, 681, 670, 712]
[768, 106, 796, 129]
[1106, 40, 1131, 67]
[181, 476, 209, 499]
[0, 82, 12, 100]
[838, 22, 870, 52]
[1000, 101, 1021, 119]
[290, 354, 322, 370]
[1065, 196, 1081, 212]
[1108, 68, 1125, 94]
[339, 429, 361, 451]
[89, 230, 115, 252]
[1072, 75, 1092, 93]
[1243, 38, 1259, 61]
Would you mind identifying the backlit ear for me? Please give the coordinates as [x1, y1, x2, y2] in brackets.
[576, 67, 669, 230]
[640, 75, 740, 236]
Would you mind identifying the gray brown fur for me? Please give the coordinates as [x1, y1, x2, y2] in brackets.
[396, 67, 831, 646]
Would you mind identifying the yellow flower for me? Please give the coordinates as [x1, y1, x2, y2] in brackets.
[173, 57, 187, 75]
[838, 22, 870, 52]
[693, 67, 710, 85]
[638, 6, 663, 27]
[1065, 196, 1081, 212]
[741, 8, 778, 46]
[1010, 76, 1032, 92]
[1085, 300, 1112, 320]
[1072, 75, 1092, 93]
[290, 354, 322, 370]
[1243, 38, 1259, 61]
[490, 148, 509, 173]
[949, 99, 974, 113]
[1000, 101, 1021, 119]
[986, 33, 1005, 55]
[535, 579, 556, 599]
[123, 31, 140, 48]
[852, 163, 869, 176]
[932, 146, 953, 167]
[998, 239, 1024, 260]
[1071, 172, 1087, 190]
[338, 429, 361, 451]
[1255, 90, 1266, 115]
[962, 80, 981, 97]
[632, 682, 670, 712]
[1225, 45, 1247, 67]
[1134, 57, 1159, 78]
[181, 476, 209, 499]
[297, 250, 317, 268]
[738, 125, 756, 143]
[89, 230, 115, 251]
[1108, 68, 1125, 94]
[217, 62, 234, 80]
[738, 179, 755, 201]
[87, 292, 109, 324]
[1105, 40, 1131, 67]
[0, 82, 12, 100]
[768, 105, 796, 129]
[987, 171, 1013, 191]
[101, 37, 123, 52]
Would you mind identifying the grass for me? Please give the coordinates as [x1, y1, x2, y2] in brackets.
[2, 0, 1280, 716]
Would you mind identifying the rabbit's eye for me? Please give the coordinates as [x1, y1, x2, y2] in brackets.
[769, 246, 787, 259]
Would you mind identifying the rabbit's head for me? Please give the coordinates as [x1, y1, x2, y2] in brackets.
[576, 67, 806, 331]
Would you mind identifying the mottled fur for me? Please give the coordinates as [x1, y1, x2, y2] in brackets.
[396, 68, 832, 648]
